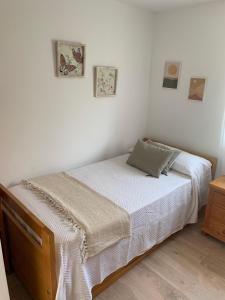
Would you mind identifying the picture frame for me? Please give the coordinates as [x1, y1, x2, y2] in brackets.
[162, 61, 182, 89]
[56, 40, 86, 78]
[94, 66, 118, 97]
[188, 77, 207, 102]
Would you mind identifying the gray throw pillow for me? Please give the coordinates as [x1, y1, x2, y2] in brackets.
[147, 141, 181, 175]
[127, 140, 174, 178]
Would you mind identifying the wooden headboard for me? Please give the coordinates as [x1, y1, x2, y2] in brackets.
[144, 138, 218, 179]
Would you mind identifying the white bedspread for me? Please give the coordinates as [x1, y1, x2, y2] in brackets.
[9, 154, 211, 300]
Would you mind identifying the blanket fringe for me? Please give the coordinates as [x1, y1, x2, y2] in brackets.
[22, 180, 88, 263]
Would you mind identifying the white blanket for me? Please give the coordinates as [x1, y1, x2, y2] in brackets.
[9, 154, 212, 300]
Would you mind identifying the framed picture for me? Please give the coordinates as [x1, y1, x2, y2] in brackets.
[56, 40, 85, 77]
[163, 61, 181, 89]
[188, 77, 207, 101]
[94, 66, 118, 97]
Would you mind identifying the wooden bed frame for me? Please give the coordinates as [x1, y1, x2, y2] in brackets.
[0, 140, 217, 300]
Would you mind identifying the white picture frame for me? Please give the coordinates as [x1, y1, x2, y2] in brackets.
[56, 40, 86, 78]
[162, 61, 182, 89]
[94, 66, 118, 97]
[188, 76, 207, 102]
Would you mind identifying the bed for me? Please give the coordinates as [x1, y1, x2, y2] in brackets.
[0, 141, 217, 300]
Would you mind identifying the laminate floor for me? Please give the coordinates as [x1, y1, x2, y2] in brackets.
[7, 214, 225, 300]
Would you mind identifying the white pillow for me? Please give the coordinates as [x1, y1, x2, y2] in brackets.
[171, 151, 212, 177]
[172, 151, 212, 208]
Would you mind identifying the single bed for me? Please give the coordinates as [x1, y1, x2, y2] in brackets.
[0, 141, 217, 300]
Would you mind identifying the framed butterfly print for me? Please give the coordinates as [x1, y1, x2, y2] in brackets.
[56, 40, 86, 78]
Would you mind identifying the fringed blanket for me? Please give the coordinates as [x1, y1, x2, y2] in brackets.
[23, 172, 130, 262]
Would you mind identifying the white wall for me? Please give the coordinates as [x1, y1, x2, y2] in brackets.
[0, 241, 10, 300]
[0, 0, 153, 185]
[147, 1, 225, 165]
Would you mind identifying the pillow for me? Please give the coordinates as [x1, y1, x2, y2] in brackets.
[171, 151, 212, 177]
[127, 140, 174, 178]
[146, 140, 181, 175]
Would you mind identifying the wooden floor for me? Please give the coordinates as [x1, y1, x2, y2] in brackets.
[7, 214, 225, 300]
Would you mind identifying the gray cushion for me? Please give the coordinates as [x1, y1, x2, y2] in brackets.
[147, 141, 181, 175]
[127, 140, 174, 178]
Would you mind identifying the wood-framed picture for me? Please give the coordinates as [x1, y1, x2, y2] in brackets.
[162, 61, 181, 89]
[94, 66, 118, 97]
[56, 40, 86, 78]
[188, 77, 207, 102]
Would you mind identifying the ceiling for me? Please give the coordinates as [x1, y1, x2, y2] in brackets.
[119, 0, 218, 12]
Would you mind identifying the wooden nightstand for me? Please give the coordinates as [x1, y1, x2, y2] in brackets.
[203, 176, 225, 242]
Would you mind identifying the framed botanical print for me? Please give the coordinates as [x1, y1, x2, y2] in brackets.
[56, 40, 85, 77]
[94, 66, 118, 97]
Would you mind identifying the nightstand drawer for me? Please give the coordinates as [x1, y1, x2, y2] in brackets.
[210, 205, 225, 225]
[203, 176, 225, 243]
[207, 221, 225, 241]
[212, 191, 225, 210]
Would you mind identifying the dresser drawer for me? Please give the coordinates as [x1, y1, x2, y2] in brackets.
[207, 221, 225, 242]
[211, 191, 225, 210]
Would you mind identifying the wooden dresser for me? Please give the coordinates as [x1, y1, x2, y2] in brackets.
[203, 176, 225, 242]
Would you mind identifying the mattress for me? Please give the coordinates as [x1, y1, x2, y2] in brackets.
[9, 154, 211, 300]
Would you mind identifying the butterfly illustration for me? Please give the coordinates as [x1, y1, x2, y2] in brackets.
[59, 54, 76, 76]
[72, 48, 83, 64]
